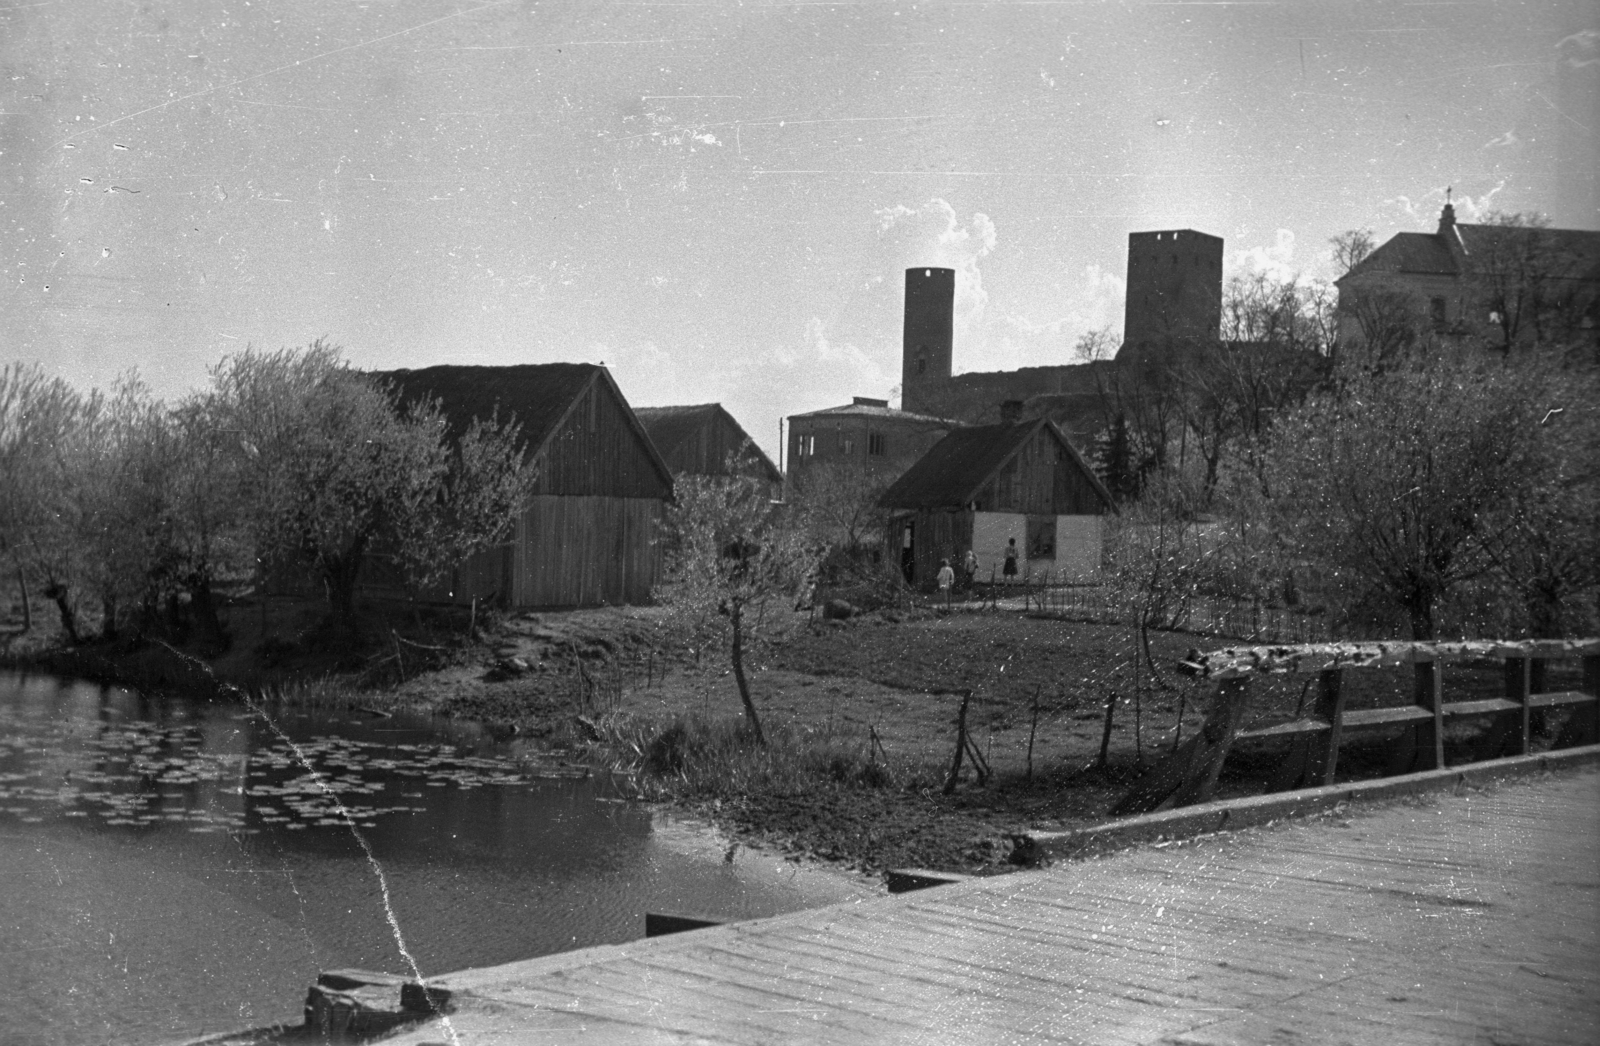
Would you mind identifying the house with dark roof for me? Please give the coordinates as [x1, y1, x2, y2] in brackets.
[1336, 203, 1600, 351]
[634, 403, 782, 494]
[879, 411, 1115, 588]
[376, 363, 673, 608]
[785, 397, 959, 486]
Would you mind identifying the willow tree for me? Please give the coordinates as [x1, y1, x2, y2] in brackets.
[209, 343, 531, 637]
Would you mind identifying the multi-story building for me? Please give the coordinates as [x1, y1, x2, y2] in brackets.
[785, 396, 957, 487]
[1336, 203, 1600, 353]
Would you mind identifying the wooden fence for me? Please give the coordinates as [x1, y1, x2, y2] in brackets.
[1114, 638, 1600, 815]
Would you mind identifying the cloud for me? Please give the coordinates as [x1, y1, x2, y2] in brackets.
[1556, 29, 1600, 67]
[1382, 181, 1507, 226]
[1228, 229, 1298, 282]
[997, 264, 1126, 356]
[1451, 181, 1507, 221]
[874, 198, 997, 340]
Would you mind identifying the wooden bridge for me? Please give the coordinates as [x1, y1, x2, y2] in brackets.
[298, 638, 1600, 1045]
[364, 755, 1600, 1045]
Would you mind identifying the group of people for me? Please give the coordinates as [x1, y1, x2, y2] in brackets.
[936, 538, 1020, 603]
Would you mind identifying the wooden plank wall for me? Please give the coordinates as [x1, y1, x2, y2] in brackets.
[511, 495, 662, 607]
[907, 509, 973, 587]
[535, 380, 670, 500]
[977, 428, 1106, 517]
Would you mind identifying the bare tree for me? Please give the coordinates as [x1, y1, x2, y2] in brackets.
[1468, 211, 1592, 351]
[1338, 284, 1424, 372]
[1072, 325, 1119, 363]
[1329, 228, 1376, 277]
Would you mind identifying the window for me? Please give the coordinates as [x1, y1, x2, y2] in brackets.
[868, 433, 886, 456]
[916, 355, 927, 375]
[796, 434, 814, 458]
[1026, 516, 1056, 560]
[1430, 297, 1447, 327]
[842, 438, 854, 455]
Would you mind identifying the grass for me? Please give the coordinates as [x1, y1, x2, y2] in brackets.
[570, 711, 904, 804]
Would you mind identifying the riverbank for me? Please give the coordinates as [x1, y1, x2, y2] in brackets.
[4, 595, 1579, 876]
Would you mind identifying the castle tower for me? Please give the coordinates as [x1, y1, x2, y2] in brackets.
[1120, 230, 1224, 358]
[901, 267, 955, 414]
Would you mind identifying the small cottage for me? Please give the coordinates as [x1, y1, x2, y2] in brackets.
[377, 363, 673, 608]
[879, 416, 1115, 587]
[634, 403, 782, 495]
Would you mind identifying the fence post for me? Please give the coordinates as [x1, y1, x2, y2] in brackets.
[1311, 669, 1346, 786]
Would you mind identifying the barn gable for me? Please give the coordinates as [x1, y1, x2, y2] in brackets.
[881, 419, 1113, 516]
[376, 363, 672, 499]
[370, 363, 671, 607]
[634, 403, 782, 486]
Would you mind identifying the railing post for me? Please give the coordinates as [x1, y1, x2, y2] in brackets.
[1426, 658, 1445, 769]
[1562, 655, 1600, 747]
[1389, 657, 1442, 774]
[1509, 656, 1531, 756]
[1311, 668, 1346, 786]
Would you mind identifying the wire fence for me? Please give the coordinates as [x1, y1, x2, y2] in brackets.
[990, 570, 1332, 646]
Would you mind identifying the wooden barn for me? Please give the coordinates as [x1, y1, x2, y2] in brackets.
[634, 403, 782, 494]
[880, 417, 1115, 588]
[377, 363, 673, 608]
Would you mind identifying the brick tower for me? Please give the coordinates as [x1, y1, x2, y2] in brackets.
[900, 267, 955, 414]
[1120, 230, 1224, 359]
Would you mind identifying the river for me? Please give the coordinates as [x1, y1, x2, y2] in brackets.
[0, 671, 873, 1046]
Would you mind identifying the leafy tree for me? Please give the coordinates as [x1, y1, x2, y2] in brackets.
[0, 363, 86, 635]
[1473, 364, 1600, 637]
[789, 459, 893, 555]
[1260, 356, 1550, 640]
[74, 377, 174, 641]
[210, 343, 531, 636]
[655, 467, 821, 745]
[388, 407, 534, 595]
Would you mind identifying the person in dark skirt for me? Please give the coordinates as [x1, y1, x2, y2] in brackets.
[1003, 538, 1019, 584]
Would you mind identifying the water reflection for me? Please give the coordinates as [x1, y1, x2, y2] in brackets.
[0, 671, 870, 1046]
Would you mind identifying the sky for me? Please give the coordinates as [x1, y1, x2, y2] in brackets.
[4, 0, 1598, 464]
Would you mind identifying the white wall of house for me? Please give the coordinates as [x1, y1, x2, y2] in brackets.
[1055, 514, 1103, 581]
[972, 511, 1102, 583]
[972, 511, 1024, 580]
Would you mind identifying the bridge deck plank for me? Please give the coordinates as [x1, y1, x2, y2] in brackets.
[401, 768, 1600, 1046]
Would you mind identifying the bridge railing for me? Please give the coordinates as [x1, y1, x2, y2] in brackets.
[1113, 639, 1600, 816]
